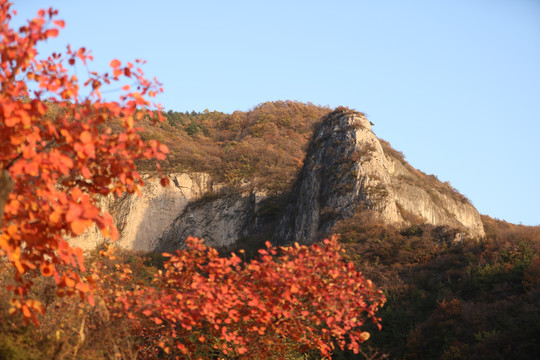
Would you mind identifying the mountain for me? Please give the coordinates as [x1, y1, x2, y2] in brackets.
[7, 102, 538, 360]
[75, 103, 484, 251]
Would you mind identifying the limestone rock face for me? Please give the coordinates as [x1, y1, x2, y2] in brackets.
[276, 110, 485, 243]
[72, 173, 270, 252]
[70, 173, 215, 251]
[156, 191, 269, 251]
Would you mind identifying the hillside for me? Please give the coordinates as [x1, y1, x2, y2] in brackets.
[2, 101, 538, 359]
[331, 212, 540, 359]
[130, 104, 540, 358]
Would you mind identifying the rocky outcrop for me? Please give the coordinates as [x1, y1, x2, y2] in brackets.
[70, 173, 216, 251]
[276, 109, 485, 244]
[156, 191, 270, 251]
[71, 173, 273, 252]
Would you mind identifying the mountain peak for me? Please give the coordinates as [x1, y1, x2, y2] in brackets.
[277, 110, 485, 243]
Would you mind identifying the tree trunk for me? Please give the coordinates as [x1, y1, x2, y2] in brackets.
[0, 169, 13, 226]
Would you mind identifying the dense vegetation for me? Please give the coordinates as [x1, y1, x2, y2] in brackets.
[2, 212, 537, 359]
[138, 101, 331, 192]
[1, 238, 386, 359]
[333, 212, 540, 359]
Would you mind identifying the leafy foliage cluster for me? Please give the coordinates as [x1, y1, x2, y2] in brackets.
[0, 0, 168, 325]
[101, 237, 385, 359]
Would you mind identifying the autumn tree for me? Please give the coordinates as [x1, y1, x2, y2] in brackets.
[97, 237, 386, 359]
[0, 0, 168, 324]
[0, 4, 386, 359]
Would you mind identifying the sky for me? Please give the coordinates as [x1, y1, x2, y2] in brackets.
[13, 0, 540, 226]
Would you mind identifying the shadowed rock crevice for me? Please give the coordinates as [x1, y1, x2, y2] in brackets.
[156, 192, 260, 252]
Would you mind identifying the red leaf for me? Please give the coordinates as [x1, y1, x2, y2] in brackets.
[40, 263, 54, 277]
[80, 131, 92, 144]
[81, 166, 91, 179]
[64, 277, 75, 288]
[71, 219, 89, 235]
[21, 305, 31, 318]
[75, 282, 90, 293]
[110, 59, 121, 68]
[159, 144, 169, 153]
[66, 204, 82, 222]
[46, 28, 59, 38]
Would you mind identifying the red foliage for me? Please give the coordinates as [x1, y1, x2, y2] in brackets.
[99, 237, 386, 359]
[0, 0, 167, 324]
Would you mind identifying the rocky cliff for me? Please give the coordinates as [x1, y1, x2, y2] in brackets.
[70, 173, 215, 251]
[73, 108, 485, 252]
[276, 109, 485, 244]
[156, 190, 271, 252]
[71, 173, 273, 252]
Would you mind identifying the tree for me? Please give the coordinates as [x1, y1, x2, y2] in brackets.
[97, 237, 386, 359]
[0, 4, 386, 359]
[0, 0, 168, 324]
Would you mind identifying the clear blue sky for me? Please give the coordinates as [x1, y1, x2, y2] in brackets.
[14, 0, 540, 225]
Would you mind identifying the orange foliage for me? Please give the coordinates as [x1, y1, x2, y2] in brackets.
[0, 1, 167, 324]
[97, 237, 386, 359]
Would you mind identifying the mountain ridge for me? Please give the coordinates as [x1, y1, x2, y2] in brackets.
[73, 102, 485, 251]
